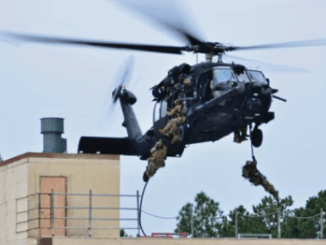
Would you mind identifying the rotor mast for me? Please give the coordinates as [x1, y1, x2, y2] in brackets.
[205, 53, 223, 63]
[205, 53, 213, 63]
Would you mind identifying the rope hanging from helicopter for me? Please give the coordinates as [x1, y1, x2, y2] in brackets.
[139, 181, 149, 236]
[249, 123, 256, 161]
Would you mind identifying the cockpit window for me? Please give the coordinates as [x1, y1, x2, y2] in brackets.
[153, 101, 160, 123]
[248, 71, 268, 85]
[160, 100, 168, 118]
[213, 68, 237, 84]
[236, 72, 250, 83]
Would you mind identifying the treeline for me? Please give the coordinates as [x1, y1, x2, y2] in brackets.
[175, 191, 326, 238]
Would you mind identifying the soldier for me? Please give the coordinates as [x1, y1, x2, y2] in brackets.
[159, 99, 183, 134]
[180, 74, 193, 98]
[242, 158, 265, 186]
[167, 99, 183, 118]
[242, 158, 279, 201]
[234, 127, 248, 143]
[159, 99, 186, 144]
[143, 139, 168, 182]
[262, 179, 279, 201]
[169, 117, 187, 144]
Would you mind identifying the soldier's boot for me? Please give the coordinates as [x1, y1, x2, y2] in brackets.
[142, 171, 149, 182]
[239, 136, 248, 143]
[143, 166, 150, 182]
[238, 130, 248, 143]
[240, 127, 248, 138]
[234, 131, 241, 143]
[272, 191, 279, 201]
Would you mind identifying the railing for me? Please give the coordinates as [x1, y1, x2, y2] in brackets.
[238, 234, 272, 239]
[16, 189, 141, 238]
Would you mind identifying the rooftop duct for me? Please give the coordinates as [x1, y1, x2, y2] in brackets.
[41, 118, 67, 153]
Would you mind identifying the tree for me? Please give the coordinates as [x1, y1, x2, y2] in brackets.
[282, 191, 326, 238]
[175, 192, 223, 237]
[0, 152, 3, 162]
[220, 195, 293, 238]
[220, 205, 267, 237]
[120, 229, 130, 237]
[252, 195, 293, 238]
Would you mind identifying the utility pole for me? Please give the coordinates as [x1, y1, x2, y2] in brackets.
[277, 208, 281, 238]
[235, 209, 238, 238]
[321, 208, 324, 239]
[191, 205, 194, 238]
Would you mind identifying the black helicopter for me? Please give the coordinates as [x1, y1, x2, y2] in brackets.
[2, 1, 326, 163]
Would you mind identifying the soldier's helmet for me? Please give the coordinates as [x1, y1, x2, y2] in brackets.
[178, 73, 188, 82]
[156, 139, 164, 149]
[174, 99, 182, 105]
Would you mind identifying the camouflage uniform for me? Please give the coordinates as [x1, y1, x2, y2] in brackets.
[159, 100, 186, 144]
[144, 140, 168, 182]
[234, 127, 248, 143]
[179, 74, 193, 97]
[242, 158, 279, 201]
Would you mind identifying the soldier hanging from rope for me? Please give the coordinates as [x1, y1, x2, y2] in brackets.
[242, 157, 279, 201]
[143, 139, 168, 182]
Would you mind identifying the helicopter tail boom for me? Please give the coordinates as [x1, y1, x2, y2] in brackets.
[78, 136, 135, 155]
[118, 89, 143, 143]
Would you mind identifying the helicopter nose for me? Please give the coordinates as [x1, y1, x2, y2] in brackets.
[251, 82, 262, 93]
[246, 97, 262, 111]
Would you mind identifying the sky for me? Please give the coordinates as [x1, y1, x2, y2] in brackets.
[1, 0, 326, 236]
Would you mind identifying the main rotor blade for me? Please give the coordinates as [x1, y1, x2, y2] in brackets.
[114, 0, 204, 45]
[231, 38, 326, 52]
[1, 31, 186, 54]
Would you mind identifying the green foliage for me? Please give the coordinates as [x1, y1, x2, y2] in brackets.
[120, 229, 128, 237]
[175, 192, 223, 237]
[282, 191, 326, 238]
[252, 195, 293, 238]
[0, 152, 3, 162]
[220, 205, 267, 237]
[175, 191, 326, 239]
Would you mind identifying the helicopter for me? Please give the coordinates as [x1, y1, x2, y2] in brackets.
[2, 0, 326, 181]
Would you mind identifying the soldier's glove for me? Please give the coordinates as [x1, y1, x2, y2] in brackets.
[252, 156, 257, 163]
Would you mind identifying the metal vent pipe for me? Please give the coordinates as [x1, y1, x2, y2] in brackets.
[41, 118, 67, 153]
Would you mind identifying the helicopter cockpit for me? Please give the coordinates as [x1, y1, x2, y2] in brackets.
[209, 67, 248, 99]
[209, 67, 268, 99]
[247, 70, 269, 85]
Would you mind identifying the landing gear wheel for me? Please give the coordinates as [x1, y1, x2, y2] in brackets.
[251, 128, 263, 148]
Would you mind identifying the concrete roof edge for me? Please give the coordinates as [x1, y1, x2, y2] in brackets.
[0, 152, 120, 167]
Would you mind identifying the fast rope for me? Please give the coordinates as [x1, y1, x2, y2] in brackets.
[249, 123, 256, 161]
[142, 210, 178, 219]
[249, 124, 279, 205]
[139, 181, 149, 237]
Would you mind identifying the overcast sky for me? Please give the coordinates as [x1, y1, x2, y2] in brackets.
[1, 0, 326, 236]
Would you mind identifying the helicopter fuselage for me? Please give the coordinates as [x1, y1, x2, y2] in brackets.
[151, 62, 275, 154]
[78, 61, 276, 160]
